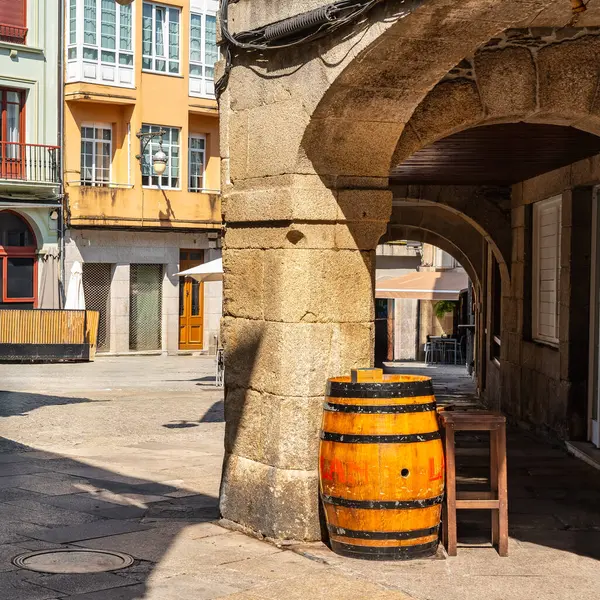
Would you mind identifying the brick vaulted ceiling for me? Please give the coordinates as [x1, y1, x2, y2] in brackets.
[390, 123, 600, 186]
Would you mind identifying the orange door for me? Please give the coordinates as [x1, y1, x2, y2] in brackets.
[179, 250, 204, 350]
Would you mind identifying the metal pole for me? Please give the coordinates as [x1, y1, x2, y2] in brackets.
[58, 0, 66, 308]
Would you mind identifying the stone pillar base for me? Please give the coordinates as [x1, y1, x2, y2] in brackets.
[220, 185, 391, 540]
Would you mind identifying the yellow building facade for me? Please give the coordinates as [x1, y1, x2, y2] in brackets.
[63, 0, 221, 355]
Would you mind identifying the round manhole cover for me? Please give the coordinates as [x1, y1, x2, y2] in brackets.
[12, 549, 135, 574]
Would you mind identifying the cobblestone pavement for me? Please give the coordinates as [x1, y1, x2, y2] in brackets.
[0, 357, 599, 600]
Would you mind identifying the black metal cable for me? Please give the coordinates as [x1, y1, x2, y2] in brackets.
[215, 0, 384, 97]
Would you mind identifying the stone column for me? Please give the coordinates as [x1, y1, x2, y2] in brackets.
[110, 263, 130, 353]
[163, 262, 180, 355]
[219, 180, 391, 540]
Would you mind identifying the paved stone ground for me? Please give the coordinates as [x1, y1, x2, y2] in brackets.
[0, 357, 599, 600]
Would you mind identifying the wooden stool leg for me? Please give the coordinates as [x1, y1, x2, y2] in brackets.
[496, 424, 509, 556]
[444, 425, 457, 556]
[442, 500, 448, 548]
[490, 430, 499, 548]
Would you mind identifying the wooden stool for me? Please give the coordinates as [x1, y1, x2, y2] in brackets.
[438, 410, 508, 556]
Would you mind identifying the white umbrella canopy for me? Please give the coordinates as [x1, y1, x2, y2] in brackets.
[65, 261, 86, 310]
[176, 258, 223, 282]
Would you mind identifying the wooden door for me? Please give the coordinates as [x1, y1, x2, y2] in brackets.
[179, 250, 204, 350]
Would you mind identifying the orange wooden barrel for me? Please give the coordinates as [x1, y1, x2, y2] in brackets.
[319, 374, 444, 560]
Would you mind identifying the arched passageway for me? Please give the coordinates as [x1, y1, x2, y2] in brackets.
[221, 0, 600, 539]
[375, 237, 478, 381]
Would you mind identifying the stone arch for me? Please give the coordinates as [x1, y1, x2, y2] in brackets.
[393, 33, 600, 167]
[383, 224, 481, 293]
[297, 4, 600, 182]
[385, 204, 486, 287]
[391, 191, 511, 285]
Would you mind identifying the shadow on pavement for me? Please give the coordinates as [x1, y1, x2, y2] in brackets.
[0, 391, 93, 418]
[162, 421, 200, 429]
[0, 433, 220, 599]
[199, 400, 224, 423]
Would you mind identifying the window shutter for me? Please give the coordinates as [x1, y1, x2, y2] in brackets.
[533, 196, 561, 344]
[0, 0, 25, 27]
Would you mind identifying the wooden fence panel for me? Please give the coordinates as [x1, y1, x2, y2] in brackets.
[0, 310, 99, 345]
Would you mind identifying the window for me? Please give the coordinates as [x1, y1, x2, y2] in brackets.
[1, 89, 24, 145]
[532, 195, 562, 345]
[81, 124, 112, 186]
[189, 8, 218, 97]
[69, 0, 133, 66]
[66, 0, 134, 86]
[69, 0, 77, 56]
[0, 211, 36, 305]
[142, 2, 180, 75]
[0, 0, 27, 44]
[141, 124, 180, 189]
[0, 88, 25, 176]
[188, 135, 206, 192]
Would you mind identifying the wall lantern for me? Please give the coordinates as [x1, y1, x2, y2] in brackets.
[135, 128, 168, 177]
[115, 0, 134, 6]
[151, 148, 168, 176]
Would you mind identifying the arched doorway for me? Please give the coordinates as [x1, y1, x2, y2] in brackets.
[0, 211, 37, 309]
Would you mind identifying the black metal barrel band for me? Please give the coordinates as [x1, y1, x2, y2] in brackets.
[327, 379, 434, 399]
[320, 431, 441, 444]
[323, 402, 436, 414]
[321, 494, 444, 510]
[330, 540, 439, 560]
[328, 524, 439, 540]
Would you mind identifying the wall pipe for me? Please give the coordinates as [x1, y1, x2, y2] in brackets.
[57, 0, 66, 308]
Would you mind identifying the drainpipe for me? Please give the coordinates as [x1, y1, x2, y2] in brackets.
[57, 0, 66, 307]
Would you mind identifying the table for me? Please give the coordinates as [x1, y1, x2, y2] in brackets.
[429, 337, 459, 364]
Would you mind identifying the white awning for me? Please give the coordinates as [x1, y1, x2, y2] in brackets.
[176, 258, 223, 282]
[376, 271, 469, 300]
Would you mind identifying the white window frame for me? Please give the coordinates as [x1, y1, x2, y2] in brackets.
[188, 134, 206, 192]
[141, 124, 181, 190]
[67, 0, 134, 71]
[80, 122, 112, 187]
[69, 0, 77, 51]
[142, 2, 181, 76]
[189, 5, 218, 98]
[532, 195, 562, 346]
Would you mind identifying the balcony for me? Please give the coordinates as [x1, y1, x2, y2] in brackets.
[0, 23, 27, 45]
[0, 143, 61, 185]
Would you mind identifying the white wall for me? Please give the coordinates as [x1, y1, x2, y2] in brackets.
[375, 243, 422, 281]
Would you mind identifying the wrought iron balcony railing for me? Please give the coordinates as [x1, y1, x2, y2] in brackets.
[0, 24, 27, 44]
[0, 142, 60, 184]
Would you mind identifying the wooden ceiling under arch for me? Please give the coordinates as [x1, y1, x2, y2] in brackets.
[390, 123, 600, 186]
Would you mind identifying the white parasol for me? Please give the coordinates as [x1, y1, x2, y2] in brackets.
[65, 261, 86, 310]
